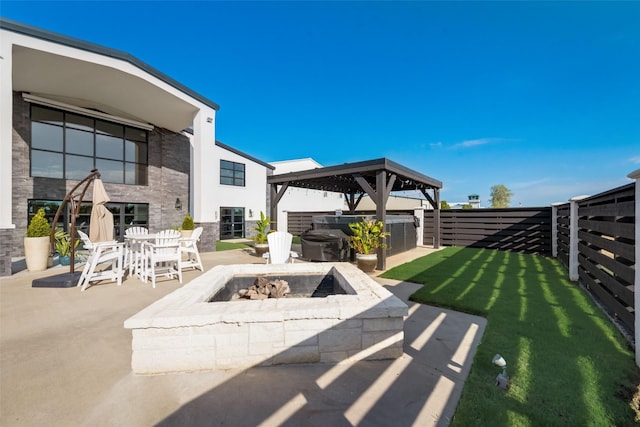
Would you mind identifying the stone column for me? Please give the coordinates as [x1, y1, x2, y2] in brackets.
[627, 169, 640, 367]
[569, 195, 589, 281]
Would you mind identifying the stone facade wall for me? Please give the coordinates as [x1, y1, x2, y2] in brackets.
[245, 219, 258, 241]
[0, 229, 13, 276]
[9, 91, 193, 257]
[125, 263, 407, 374]
[131, 315, 404, 374]
[197, 222, 218, 253]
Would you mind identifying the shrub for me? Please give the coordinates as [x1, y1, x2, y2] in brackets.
[181, 213, 194, 230]
[26, 208, 51, 237]
[54, 228, 79, 256]
[253, 211, 270, 244]
[348, 218, 390, 255]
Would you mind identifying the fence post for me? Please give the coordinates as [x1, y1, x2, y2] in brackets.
[413, 207, 425, 246]
[628, 169, 640, 367]
[569, 195, 589, 281]
[551, 202, 564, 258]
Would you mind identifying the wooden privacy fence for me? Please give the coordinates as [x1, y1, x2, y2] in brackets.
[554, 182, 636, 334]
[287, 211, 329, 236]
[424, 208, 552, 255]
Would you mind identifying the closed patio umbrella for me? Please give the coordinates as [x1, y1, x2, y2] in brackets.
[89, 178, 114, 242]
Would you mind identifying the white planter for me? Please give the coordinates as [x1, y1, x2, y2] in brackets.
[24, 236, 51, 272]
[355, 253, 378, 273]
[180, 230, 193, 238]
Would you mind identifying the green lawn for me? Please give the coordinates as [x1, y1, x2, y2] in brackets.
[215, 240, 250, 251]
[380, 247, 639, 426]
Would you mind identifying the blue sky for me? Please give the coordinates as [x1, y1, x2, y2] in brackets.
[3, 1, 639, 207]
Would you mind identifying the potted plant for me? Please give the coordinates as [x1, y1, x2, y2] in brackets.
[24, 208, 52, 271]
[181, 212, 194, 238]
[253, 211, 270, 257]
[54, 228, 79, 266]
[348, 218, 390, 273]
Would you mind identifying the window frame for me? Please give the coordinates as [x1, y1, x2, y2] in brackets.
[27, 199, 149, 242]
[29, 105, 149, 185]
[220, 159, 246, 187]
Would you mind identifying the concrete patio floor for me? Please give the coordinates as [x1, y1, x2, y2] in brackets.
[0, 246, 486, 426]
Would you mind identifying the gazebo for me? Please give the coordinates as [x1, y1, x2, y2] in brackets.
[268, 158, 443, 270]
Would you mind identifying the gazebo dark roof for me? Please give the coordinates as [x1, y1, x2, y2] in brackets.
[268, 158, 443, 270]
[268, 158, 442, 194]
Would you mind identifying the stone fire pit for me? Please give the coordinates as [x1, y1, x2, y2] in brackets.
[124, 262, 408, 374]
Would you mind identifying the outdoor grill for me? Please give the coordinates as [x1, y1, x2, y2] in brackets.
[300, 229, 350, 262]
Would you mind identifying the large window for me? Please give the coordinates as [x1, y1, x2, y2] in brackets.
[30, 105, 148, 185]
[220, 160, 245, 186]
[28, 200, 149, 241]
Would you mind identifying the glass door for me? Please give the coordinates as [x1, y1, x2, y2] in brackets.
[220, 207, 245, 239]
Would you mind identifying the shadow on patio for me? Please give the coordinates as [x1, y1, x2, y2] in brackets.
[0, 247, 485, 426]
[152, 281, 484, 426]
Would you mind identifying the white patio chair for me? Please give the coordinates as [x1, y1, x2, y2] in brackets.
[143, 229, 183, 288]
[263, 231, 299, 264]
[180, 226, 204, 272]
[76, 230, 124, 292]
[124, 226, 149, 277]
[126, 226, 148, 235]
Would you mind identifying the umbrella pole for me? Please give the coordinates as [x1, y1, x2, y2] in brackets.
[48, 169, 101, 274]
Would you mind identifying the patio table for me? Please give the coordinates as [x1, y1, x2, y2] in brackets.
[125, 234, 196, 281]
[124, 234, 157, 279]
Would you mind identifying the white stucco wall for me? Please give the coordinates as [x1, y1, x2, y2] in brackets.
[0, 29, 15, 229]
[4, 30, 206, 131]
[355, 194, 429, 211]
[190, 110, 217, 224]
[213, 144, 268, 224]
[270, 159, 345, 231]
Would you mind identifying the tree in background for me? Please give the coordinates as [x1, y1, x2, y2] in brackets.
[462, 204, 473, 209]
[440, 200, 451, 210]
[490, 184, 513, 208]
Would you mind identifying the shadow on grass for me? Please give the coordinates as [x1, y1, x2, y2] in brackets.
[380, 247, 639, 426]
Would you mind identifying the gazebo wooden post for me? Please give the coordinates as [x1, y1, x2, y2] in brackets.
[433, 188, 440, 249]
[269, 184, 278, 231]
[270, 182, 289, 231]
[420, 188, 441, 249]
[375, 170, 387, 271]
[344, 192, 364, 214]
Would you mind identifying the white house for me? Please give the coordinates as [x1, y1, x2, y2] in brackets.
[0, 18, 273, 275]
[269, 158, 344, 231]
[214, 141, 274, 240]
[354, 194, 431, 211]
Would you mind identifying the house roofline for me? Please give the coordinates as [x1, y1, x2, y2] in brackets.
[0, 18, 220, 112]
[270, 158, 324, 168]
[215, 141, 275, 170]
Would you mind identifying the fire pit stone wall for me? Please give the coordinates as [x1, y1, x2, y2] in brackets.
[124, 263, 408, 374]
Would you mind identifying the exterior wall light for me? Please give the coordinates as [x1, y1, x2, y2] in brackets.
[492, 354, 509, 390]
[249, 209, 253, 218]
[175, 198, 182, 210]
